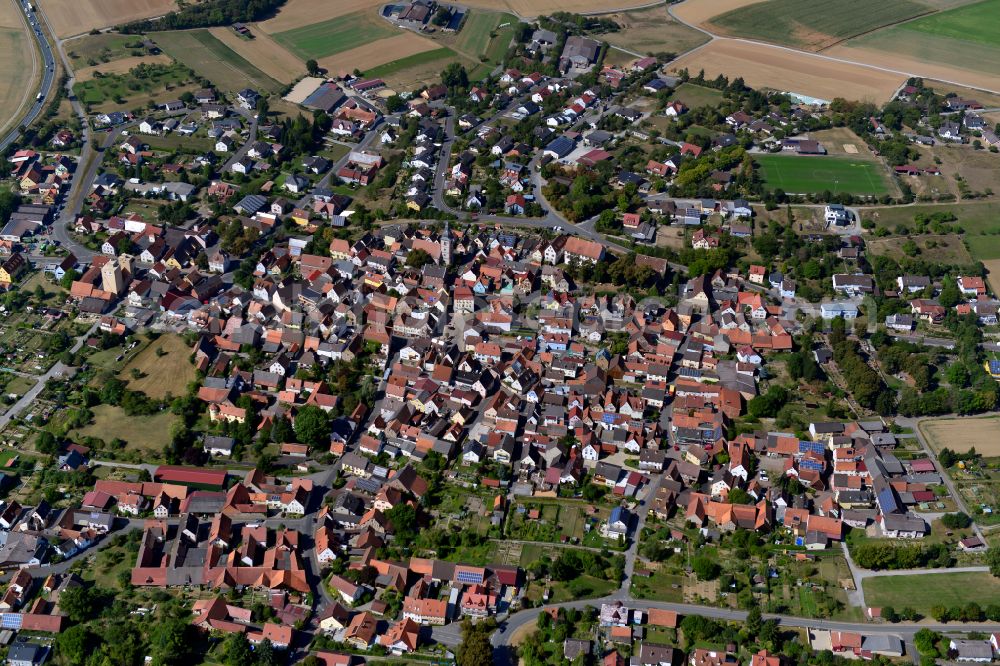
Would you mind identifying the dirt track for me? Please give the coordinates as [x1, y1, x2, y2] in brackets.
[668, 38, 905, 102]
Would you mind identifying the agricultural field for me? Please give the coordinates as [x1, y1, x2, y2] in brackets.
[154, 30, 283, 93]
[671, 82, 726, 109]
[864, 572, 1000, 612]
[668, 39, 905, 103]
[117, 334, 196, 400]
[671, 0, 768, 29]
[921, 416, 1000, 456]
[0, 26, 35, 140]
[866, 234, 974, 266]
[833, 0, 1000, 93]
[984, 259, 1000, 294]
[37, 0, 178, 38]
[207, 26, 305, 84]
[707, 0, 931, 51]
[271, 10, 397, 62]
[603, 5, 710, 57]
[259, 0, 383, 33]
[73, 61, 193, 108]
[754, 154, 893, 196]
[369, 48, 470, 90]
[466, 0, 656, 17]
[860, 201, 997, 234]
[321, 33, 443, 78]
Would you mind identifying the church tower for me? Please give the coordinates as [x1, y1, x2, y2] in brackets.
[440, 219, 452, 266]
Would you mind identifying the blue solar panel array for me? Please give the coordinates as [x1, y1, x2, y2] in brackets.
[456, 570, 483, 584]
[877, 487, 899, 514]
[798, 440, 826, 455]
[1, 613, 22, 629]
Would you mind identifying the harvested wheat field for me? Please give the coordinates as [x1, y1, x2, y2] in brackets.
[0, 17, 37, 138]
[670, 0, 766, 29]
[603, 5, 710, 57]
[318, 32, 439, 77]
[984, 259, 1000, 297]
[39, 0, 178, 37]
[0, 0, 24, 29]
[461, 0, 663, 17]
[259, 0, 383, 33]
[668, 39, 904, 103]
[209, 26, 304, 83]
[921, 416, 1000, 456]
[75, 54, 172, 81]
[825, 43, 1000, 95]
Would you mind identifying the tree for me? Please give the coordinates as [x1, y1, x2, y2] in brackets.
[305, 59, 319, 75]
[456, 619, 493, 666]
[254, 638, 276, 666]
[745, 606, 762, 636]
[224, 632, 253, 666]
[987, 546, 1000, 577]
[692, 556, 720, 580]
[405, 248, 433, 269]
[386, 503, 418, 546]
[441, 62, 468, 89]
[293, 405, 330, 449]
[149, 617, 193, 666]
[58, 586, 103, 623]
[56, 624, 94, 666]
[940, 512, 972, 529]
[36, 430, 59, 455]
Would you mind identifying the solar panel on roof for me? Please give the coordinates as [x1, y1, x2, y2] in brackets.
[1, 614, 22, 629]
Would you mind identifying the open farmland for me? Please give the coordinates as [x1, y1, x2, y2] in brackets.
[208, 26, 304, 84]
[921, 416, 1000, 456]
[668, 39, 904, 103]
[670, 0, 769, 29]
[451, 10, 517, 64]
[603, 5, 709, 57]
[38, 0, 178, 38]
[154, 30, 283, 93]
[319, 32, 442, 78]
[271, 10, 396, 61]
[833, 0, 1000, 91]
[0, 25, 36, 140]
[864, 572, 1000, 613]
[754, 154, 892, 196]
[707, 0, 931, 51]
[367, 48, 469, 90]
[259, 0, 383, 33]
[465, 0, 658, 16]
[985, 259, 1000, 296]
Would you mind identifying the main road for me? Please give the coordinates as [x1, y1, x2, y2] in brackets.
[0, 0, 56, 151]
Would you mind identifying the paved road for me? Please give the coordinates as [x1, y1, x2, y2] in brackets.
[0, 0, 56, 151]
[221, 109, 261, 173]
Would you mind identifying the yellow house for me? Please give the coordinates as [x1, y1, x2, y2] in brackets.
[0, 254, 27, 285]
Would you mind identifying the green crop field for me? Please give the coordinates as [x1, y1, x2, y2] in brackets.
[864, 572, 1000, 613]
[709, 0, 932, 50]
[155, 30, 282, 92]
[755, 154, 892, 196]
[902, 0, 1000, 46]
[454, 10, 516, 62]
[271, 10, 397, 61]
[364, 47, 457, 78]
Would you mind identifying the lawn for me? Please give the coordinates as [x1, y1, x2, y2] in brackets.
[754, 154, 892, 196]
[863, 572, 1000, 612]
[272, 10, 397, 61]
[901, 0, 1000, 47]
[363, 47, 457, 78]
[708, 0, 932, 50]
[549, 575, 618, 603]
[862, 201, 998, 234]
[73, 61, 191, 106]
[632, 568, 685, 602]
[671, 82, 725, 109]
[966, 235, 1000, 261]
[154, 29, 283, 93]
[118, 334, 196, 400]
[73, 404, 176, 456]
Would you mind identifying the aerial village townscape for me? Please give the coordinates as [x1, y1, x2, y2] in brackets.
[0, 0, 999, 664]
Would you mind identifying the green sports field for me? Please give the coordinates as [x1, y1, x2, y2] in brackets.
[709, 0, 931, 50]
[755, 154, 892, 196]
[271, 10, 397, 61]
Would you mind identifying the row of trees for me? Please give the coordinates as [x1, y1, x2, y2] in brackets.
[120, 0, 285, 32]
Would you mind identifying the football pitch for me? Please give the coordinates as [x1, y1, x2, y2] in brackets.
[754, 154, 892, 196]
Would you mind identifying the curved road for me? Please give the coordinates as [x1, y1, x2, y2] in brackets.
[0, 0, 56, 151]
